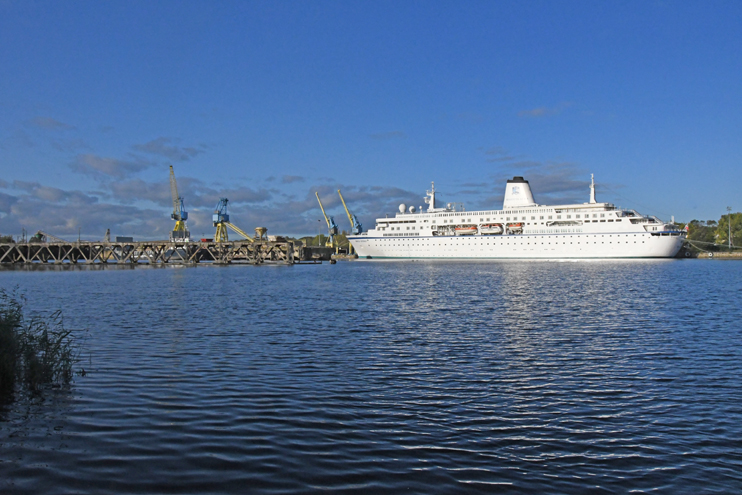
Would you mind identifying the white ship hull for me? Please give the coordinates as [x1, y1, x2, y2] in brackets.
[347, 176, 686, 260]
[348, 231, 684, 259]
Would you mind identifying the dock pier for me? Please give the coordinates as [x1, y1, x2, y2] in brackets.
[0, 240, 334, 266]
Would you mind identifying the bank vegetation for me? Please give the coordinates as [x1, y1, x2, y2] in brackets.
[679, 212, 742, 252]
[0, 290, 82, 402]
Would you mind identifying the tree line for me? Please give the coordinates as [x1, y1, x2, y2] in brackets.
[678, 212, 741, 251]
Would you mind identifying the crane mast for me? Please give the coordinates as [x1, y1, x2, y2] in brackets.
[337, 189, 362, 255]
[169, 165, 190, 242]
[315, 192, 339, 251]
[337, 190, 363, 235]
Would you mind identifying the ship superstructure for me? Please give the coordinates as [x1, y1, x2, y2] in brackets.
[347, 176, 686, 259]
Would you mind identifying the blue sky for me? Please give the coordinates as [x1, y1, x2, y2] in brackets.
[1, 0, 740, 239]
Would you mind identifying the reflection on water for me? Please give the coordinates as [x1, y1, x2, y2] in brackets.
[1, 260, 741, 494]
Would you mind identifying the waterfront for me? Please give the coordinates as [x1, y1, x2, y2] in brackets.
[1, 260, 741, 494]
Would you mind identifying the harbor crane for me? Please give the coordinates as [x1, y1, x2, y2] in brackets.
[169, 165, 190, 242]
[337, 190, 363, 234]
[212, 198, 255, 243]
[337, 189, 362, 254]
[315, 192, 339, 252]
[33, 230, 68, 243]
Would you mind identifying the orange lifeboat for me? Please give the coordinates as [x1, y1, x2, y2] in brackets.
[506, 222, 523, 234]
[455, 225, 478, 235]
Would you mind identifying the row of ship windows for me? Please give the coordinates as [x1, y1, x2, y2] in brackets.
[384, 212, 614, 224]
[382, 219, 618, 231]
[369, 241, 648, 246]
[370, 240, 648, 245]
[436, 208, 565, 216]
[382, 229, 582, 236]
[373, 234, 645, 239]
[440, 213, 612, 223]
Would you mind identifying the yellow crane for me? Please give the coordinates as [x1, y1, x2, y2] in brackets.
[315, 192, 339, 252]
[212, 198, 255, 243]
[169, 166, 190, 242]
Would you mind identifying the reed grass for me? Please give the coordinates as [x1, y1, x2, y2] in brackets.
[0, 290, 81, 400]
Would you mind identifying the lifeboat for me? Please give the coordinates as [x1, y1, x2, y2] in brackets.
[479, 223, 503, 235]
[506, 222, 523, 234]
[455, 225, 478, 235]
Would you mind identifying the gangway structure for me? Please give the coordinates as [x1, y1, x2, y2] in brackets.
[315, 192, 339, 253]
[169, 166, 190, 242]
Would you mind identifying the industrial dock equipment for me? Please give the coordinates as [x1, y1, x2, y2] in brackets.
[212, 198, 256, 243]
[169, 166, 190, 243]
[315, 192, 339, 253]
[338, 189, 363, 254]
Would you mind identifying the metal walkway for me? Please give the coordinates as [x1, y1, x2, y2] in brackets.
[0, 240, 333, 265]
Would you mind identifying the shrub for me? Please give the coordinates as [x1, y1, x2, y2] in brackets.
[0, 290, 80, 401]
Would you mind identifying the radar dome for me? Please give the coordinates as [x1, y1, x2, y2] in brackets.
[408, 206, 416, 213]
[399, 203, 407, 213]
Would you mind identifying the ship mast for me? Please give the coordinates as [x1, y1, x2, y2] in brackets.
[425, 181, 443, 212]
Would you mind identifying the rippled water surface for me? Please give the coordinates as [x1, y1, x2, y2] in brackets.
[1, 260, 741, 494]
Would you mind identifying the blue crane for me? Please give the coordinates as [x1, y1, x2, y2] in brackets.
[212, 197, 256, 243]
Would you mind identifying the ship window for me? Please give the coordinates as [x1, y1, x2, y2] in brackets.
[540, 216, 544, 220]
[531, 216, 535, 220]
[557, 215, 561, 219]
[548, 216, 552, 219]
[575, 214, 580, 218]
[593, 214, 597, 218]
[522, 217, 526, 220]
[600, 214, 605, 217]
[567, 215, 571, 219]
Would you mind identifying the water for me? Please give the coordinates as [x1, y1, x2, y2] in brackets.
[1, 260, 741, 494]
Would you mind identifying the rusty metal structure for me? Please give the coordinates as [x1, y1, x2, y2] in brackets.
[0, 167, 338, 267]
[0, 239, 333, 265]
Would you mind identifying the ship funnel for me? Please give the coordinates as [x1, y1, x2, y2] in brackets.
[589, 174, 597, 204]
[503, 176, 537, 209]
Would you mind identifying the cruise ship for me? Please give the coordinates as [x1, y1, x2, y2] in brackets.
[347, 176, 686, 259]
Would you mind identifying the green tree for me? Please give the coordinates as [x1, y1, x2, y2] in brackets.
[687, 220, 717, 246]
[716, 212, 742, 249]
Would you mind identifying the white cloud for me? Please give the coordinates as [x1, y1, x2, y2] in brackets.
[70, 154, 156, 179]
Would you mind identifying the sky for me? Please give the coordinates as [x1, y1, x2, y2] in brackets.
[1, 0, 740, 240]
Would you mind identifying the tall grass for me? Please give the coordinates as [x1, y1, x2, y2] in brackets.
[0, 290, 80, 400]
